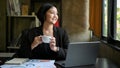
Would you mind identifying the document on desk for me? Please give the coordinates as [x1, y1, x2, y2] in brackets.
[0, 59, 56, 68]
[5, 58, 29, 65]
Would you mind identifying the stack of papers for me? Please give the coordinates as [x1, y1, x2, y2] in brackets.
[5, 58, 29, 65]
[0, 59, 56, 68]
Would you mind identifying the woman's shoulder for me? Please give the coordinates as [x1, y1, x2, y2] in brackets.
[54, 26, 67, 34]
[54, 26, 65, 31]
[22, 26, 42, 36]
[31, 26, 41, 30]
[29, 26, 42, 32]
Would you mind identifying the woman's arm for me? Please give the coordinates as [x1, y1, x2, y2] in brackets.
[55, 29, 69, 60]
[12, 29, 32, 58]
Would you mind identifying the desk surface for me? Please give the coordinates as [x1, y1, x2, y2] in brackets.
[55, 58, 119, 68]
[0, 53, 15, 65]
[0, 58, 119, 68]
[0, 53, 15, 57]
[0, 59, 55, 68]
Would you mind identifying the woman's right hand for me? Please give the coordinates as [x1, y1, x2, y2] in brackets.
[31, 35, 42, 49]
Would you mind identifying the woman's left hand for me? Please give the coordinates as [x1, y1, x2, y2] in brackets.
[49, 37, 58, 52]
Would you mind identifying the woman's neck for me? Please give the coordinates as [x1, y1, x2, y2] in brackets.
[43, 22, 54, 36]
[43, 22, 53, 30]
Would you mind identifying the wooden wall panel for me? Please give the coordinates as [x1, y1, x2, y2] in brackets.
[0, 0, 6, 51]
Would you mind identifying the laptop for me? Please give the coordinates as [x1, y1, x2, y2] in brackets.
[55, 41, 100, 67]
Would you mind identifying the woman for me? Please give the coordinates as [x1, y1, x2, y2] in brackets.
[13, 3, 69, 61]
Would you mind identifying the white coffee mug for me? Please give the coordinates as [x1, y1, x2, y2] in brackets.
[42, 35, 51, 43]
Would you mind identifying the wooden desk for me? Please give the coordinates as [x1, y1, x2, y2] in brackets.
[0, 59, 56, 68]
[0, 53, 15, 65]
[0, 58, 118, 68]
[55, 58, 119, 68]
[0, 53, 15, 57]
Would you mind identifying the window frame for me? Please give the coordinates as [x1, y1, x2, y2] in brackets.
[101, 0, 120, 49]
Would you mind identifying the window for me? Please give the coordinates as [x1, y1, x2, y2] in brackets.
[102, 0, 108, 37]
[116, 0, 120, 40]
[102, 0, 120, 47]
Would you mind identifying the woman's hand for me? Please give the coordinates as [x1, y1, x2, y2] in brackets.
[50, 37, 59, 52]
[31, 35, 42, 49]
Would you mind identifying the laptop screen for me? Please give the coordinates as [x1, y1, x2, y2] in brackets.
[64, 41, 100, 67]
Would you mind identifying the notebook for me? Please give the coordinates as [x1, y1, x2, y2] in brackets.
[55, 41, 100, 67]
[5, 58, 29, 65]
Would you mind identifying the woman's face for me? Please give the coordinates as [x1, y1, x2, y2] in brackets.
[45, 6, 58, 24]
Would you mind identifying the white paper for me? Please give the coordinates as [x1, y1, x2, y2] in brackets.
[0, 59, 56, 68]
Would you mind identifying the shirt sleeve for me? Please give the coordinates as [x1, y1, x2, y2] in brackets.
[55, 28, 69, 60]
[12, 29, 32, 58]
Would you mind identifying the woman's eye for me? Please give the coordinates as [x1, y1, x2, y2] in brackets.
[50, 12, 54, 14]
